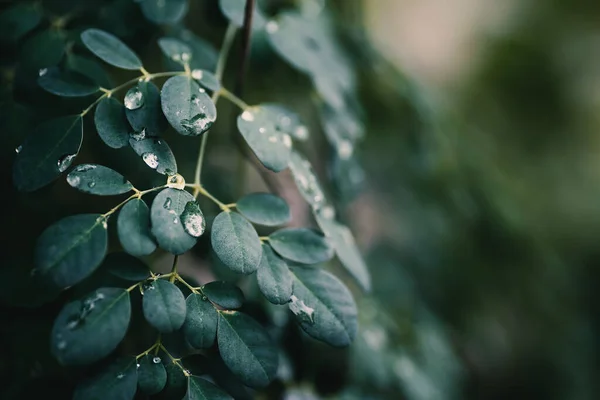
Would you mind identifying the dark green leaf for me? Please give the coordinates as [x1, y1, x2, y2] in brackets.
[34, 213, 108, 289]
[151, 188, 199, 254]
[143, 279, 186, 333]
[184, 376, 233, 400]
[202, 281, 244, 309]
[38, 66, 99, 97]
[211, 211, 262, 274]
[20, 29, 65, 71]
[158, 37, 192, 65]
[159, 362, 187, 399]
[74, 357, 137, 400]
[161, 76, 217, 136]
[51, 288, 131, 365]
[140, 0, 188, 25]
[236, 192, 290, 226]
[104, 252, 151, 281]
[13, 115, 83, 192]
[66, 164, 133, 195]
[183, 293, 218, 349]
[261, 103, 309, 141]
[217, 311, 278, 388]
[138, 354, 167, 394]
[219, 0, 265, 30]
[66, 54, 112, 88]
[118, 199, 157, 257]
[129, 136, 177, 175]
[237, 106, 293, 172]
[95, 97, 130, 149]
[125, 81, 168, 136]
[0, 3, 42, 42]
[289, 267, 357, 347]
[257, 245, 292, 305]
[288, 150, 326, 209]
[269, 228, 333, 264]
[315, 208, 370, 291]
[191, 69, 220, 92]
[81, 28, 142, 70]
[171, 29, 218, 71]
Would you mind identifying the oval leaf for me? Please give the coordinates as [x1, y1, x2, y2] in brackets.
[161, 360, 188, 399]
[67, 164, 133, 195]
[183, 293, 218, 349]
[161, 75, 216, 136]
[20, 29, 65, 71]
[38, 66, 99, 97]
[289, 267, 357, 347]
[257, 245, 292, 305]
[140, 0, 188, 25]
[94, 97, 130, 149]
[129, 136, 177, 176]
[217, 311, 278, 388]
[151, 188, 199, 254]
[170, 29, 218, 71]
[66, 54, 112, 88]
[261, 103, 309, 141]
[202, 281, 244, 309]
[143, 279, 186, 333]
[13, 115, 83, 192]
[236, 192, 290, 226]
[211, 211, 261, 274]
[74, 357, 137, 400]
[118, 198, 157, 257]
[185, 376, 233, 400]
[125, 81, 168, 136]
[104, 252, 151, 281]
[158, 37, 192, 65]
[81, 28, 142, 70]
[138, 354, 167, 395]
[269, 228, 333, 264]
[34, 214, 108, 289]
[51, 288, 131, 365]
[219, 0, 265, 30]
[191, 69, 220, 92]
[237, 106, 292, 172]
[288, 150, 326, 209]
[0, 3, 42, 42]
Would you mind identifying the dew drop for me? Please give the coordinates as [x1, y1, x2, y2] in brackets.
[152, 357, 161, 364]
[199, 87, 206, 93]
[288, 295, 315, 325]
[15, 145, 22, 154]
[116, 373, 125, 379]
[258, 127, 266, 134]
[124, 87, 144, 110]
[180, 201, 205, 237]
[317, 204, 335, 220]
[142, 152, 159, 169]
[191, 94, 200, 105]
[201, 295, 208, 301]
[295, 125, 309, 140]
[191, 69, 203, 80]
[268, 135, 278, 143]
[282, 133, 292, 148]
[171, 53, 181, 62]
[166, 173, 185, 190]
[87, 181, 96, 188]
[38, 68, 48, 76]
[66, 174, 81, 188]
[57, 154, 76, 173]
[181, 52, 191, 62]
[241, 110, 254, 121]
[337, 140, 353, 159]
[75, 164, 97, 173]
[57, 340, 67, 350]
[173, 217, 179, 224]
[163, 197, 172, 209]
[266, 20, 279, 34]
[136, 363, 141, 369]
[180, 113, 212, 136]
[130, 128, 146, 141]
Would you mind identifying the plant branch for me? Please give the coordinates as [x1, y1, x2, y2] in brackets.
[235, 0, 255, 96]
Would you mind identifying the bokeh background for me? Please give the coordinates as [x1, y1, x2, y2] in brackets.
[2, 0, 600, 399]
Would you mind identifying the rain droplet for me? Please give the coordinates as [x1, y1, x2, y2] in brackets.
[101, 219, 108, 229]
[87, 181, 96, 188]
[172, 53, 181, 62]
[173, 217, 179, 224]
[266, 21, 279, 34]
[259, 127, 266, 134]
[180, 113, 212, 136]
[66, 174, 81, 188]
[15, 145, 22, 154]
[166, 173, 185, 190]
[180, 201, 205, 237]
[191, 94, 200, 105]
[294, 125, 309, 140]
[337, 140, 353, 159]
[130, 128, 146, 141]
[282, 133, 292, 148]
[181, 52, 191, 62]
[75, 164, 96, 173]
[57, 154, 76, 173]
[116, 373, 125, 379]
[199, 87, 206, 93]
[136, 363, 141, 369]
[288, 295, 315, 325]
[142, 152, 159, 169]
[163, 197, 172, 209]
[268, 135, 278, 143]
[152, 357, 161, 364]
[124, 87, 144, 110]
[191, 69, 204, 80]
[57, 340, 67, 350]
[317, 205, 335, 220]
[241, 110, 254, 121]
[38, 68, 48, 76]
[201, 295, 208, 301]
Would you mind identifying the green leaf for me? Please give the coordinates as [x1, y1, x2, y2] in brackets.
[104, 252, 151, 281]
[288, 150, 326, 209]
[184, 376, 233, 400]
[257, 244, 292, 305]
[161, 75, 217, 136]
[95, 97, 130, 149]
[138, 354, 167, 395]
[183, 293, 218, 349]
[66, 54, 113, 88]
[269, 228, 333, 264]
[315, 208, 370, 291]
[118, 198, 157, 257]
[81, 28, 142, 70]
[20, 29, 65, 71]
[140, 0, 189, 25]
[202, 281, 244, 309]
[143, 279, 186, 333]
[211, 211, 261, 274]
[289, 267, 358, 347]
[0, 3, 42, 42]
[129, 136, 178, 175]
[38, 66, 99, 97]
[34, 214, 108, 289]
[13, 115, 83, 192]
[125, 81, 168, 136]
[51, 288, 131, 365]
[158, 37, 192, 65]
[66, 164, 133, 195]
[151, 188, 199, 254]
[217, 311, 278, 388]
[170, 29, 218, 71]
[219, 0, 265, 30]
[74, 357, 137, 400]
[191, 69, 220, 92]
[236, 106, 293, 172]
[261, 103, 309, 141]
[236, 192, 290, 226]
[161, 362, 188, 399]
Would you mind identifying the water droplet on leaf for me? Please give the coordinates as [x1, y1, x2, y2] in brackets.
[38, 68, 48, 76]
[295, 125, 309, 139]
[282, 133, 292, 148]
[124, 87, 144, 110]
[241, 110, 254, 121]
[15, 145, 22, 154]
[268, 135, 278, 143]
[130, 128, 146, 141]
[116, 373, 125, 379]
[180, 113, 212, 135]
[66, 174, 81, 188]
[266, 21, 279, 34]
[163, 197, 172, 209]
[180, 201, 205, 237]
[152, 357, 161, 364]
[191, 69, 203, 80]
[87, 181, 96, 188]
[57, 340, 67, 350]
[338, 140, 353, 159]
[142, 152, 159, 169]
[57, 154, 76, 173]
[289, 295, 315, 325]
[166, 173, 185, 190]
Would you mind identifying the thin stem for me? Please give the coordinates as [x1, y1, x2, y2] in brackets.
[259, 236, 270, 242]
[219, 87, 250, 110]
[176, 275, 200, 294]
[215, 23, 238, 82]
[159, 344, 190, 376]
[102, 185, 166, 218]
[170, 255, 179, 282]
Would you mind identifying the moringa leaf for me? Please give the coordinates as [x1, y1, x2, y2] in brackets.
[268, 228, 333, 264]
[125, 81, 168, 136]
[184, 376, 233, 400]
[129, 136, 177, 176]
[66, 164, 133, 196]
[0, 3, 42, 42]
[183, 293, 218, 349]
[138, 354, 167, 395]
[211, 211, 262, 275]
[38, 66, 100, 97]
[104, 252, 151, 281]
[236, 192, 290, 226]
[117, 198, 157, 257]
[73, 357, 137, 400]
[158, 37, 192, 66]
[94, 97, 130, 149]
[257, 244, 292, 305]
[219, 0, 265, 30]
[142, 279, 186, 333]
[202, 281, 245, 309]
[81, 28, 142, 70]
[151, 188, 199, 254]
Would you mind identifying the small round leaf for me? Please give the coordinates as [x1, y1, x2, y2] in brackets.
[74, 357, 137, 400]
[143, 279, 186, 333]
[81, 28, 142, 70]
[202, 281, 244, 309]
[184, 376, 233, 400]
[66, 164, 133, 196]
[191, 69, 220, 92]
[257, 245, 292, 305]
[158, 37, 192, 65]
[288, 150, 326, 209]
[151, 188, 199, 254]
[129, 136, 177, 176]
[138, 354, 167, 395]
[118, 198, 157, 257]
[211, 211, 262, 274]
[183, 293, 218, 349]
[125, 81, 168, 136]
[261, 103, 309, 141]
[38, 66, 99, 97]
[236, 192, 290, 226]
[95, 97, 130, 149]
[268, 228, 333, 264]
